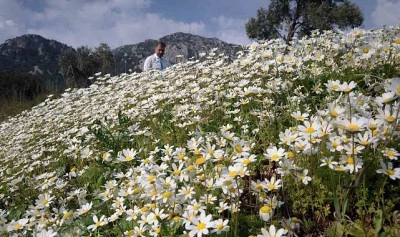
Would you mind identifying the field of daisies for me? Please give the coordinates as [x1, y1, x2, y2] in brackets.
[1, 26, 400, 237]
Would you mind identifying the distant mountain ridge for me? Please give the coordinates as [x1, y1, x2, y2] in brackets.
[0, 34, 74, 82]
[0, 33, 243, 81]
[113, 32, 243, 72]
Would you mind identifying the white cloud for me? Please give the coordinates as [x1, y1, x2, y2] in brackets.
[111, 13, 206, 47]
[371, 0, 400, 28]
[0, 0, 30, 41]
[0, 0, 207, 48]
[211, 16, 252, 45]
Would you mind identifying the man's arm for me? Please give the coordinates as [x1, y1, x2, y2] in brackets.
[143, 56, 152, 71]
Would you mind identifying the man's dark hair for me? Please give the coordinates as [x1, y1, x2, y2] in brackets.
[156, 41, 166, 48]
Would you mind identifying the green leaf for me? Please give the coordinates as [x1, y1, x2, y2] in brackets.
[327, 222, 344, 237]
[374, 209, 383, 234]
[346, 223, 365, 237]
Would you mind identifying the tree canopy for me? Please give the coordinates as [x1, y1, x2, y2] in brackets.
[58, 43, 115, 88]
[246, 0, 364, 44]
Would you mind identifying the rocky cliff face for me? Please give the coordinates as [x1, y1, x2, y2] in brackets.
[1, 32, 244, 79]
[0, 34, 74, 81]
[113, 32, 243, 72]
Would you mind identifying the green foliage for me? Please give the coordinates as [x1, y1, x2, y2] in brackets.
[59, 43, 116, 89]
[246, 0, 364, 43]
[95, 43, 115, 74]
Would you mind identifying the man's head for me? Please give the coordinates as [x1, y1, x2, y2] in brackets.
[154, 41, 166, 58]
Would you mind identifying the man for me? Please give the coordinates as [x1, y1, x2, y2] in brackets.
[143, 41, 171, 71]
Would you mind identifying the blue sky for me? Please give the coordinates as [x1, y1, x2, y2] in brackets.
[0, 0, 399, 49]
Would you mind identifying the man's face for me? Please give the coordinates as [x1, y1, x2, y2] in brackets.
[155, 45, 165, 57]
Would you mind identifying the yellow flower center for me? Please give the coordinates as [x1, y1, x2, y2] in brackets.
[178, 153, 185, 160]
[330, 110, 338, 117]
[141, 206, 148, 212]
[386, 169, 394, 176]
[347, 157, 354, 164]
[305, 127, 315, 134]
[147, 175, 156, 182]
[335, 166, 345, 171]
[224, 180, 233, 186]
[386, 150, 395, 157]
[196, 157, 206, 165]
[255, 184, 263, 190]
[229, 170, 238, 177]
[234, 145, 243, 153]
[125, 155, 133, 161]
[271, 153, 280, 160]
[395, 38, 400, 44]
[173, 170, 181, 175]
[296, 115, 303, 120]
[347, 123, 360, 132]
[242, 159, 251, 165]
[384, 97, 393, 103]
[15, 223, 23, 230]
[41, 199, 48, 205]
[386, 115, 395, 123]
[260, 205, 272, 213]
[369, 123, 377, 130]
[288, 151, 295, 159]
[363, 47, 369, 54]
[296, 144, 305, 150]
[197, 222, 206, 231]
[268, 184, 276, 190]
[151, 190, 157, 196]
[162, 191, 171, 198]
[63, 212, 73, 219]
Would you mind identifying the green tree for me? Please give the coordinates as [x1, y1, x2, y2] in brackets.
[246, 0, 364, 44]
[76, 46, 100, 79]
[94, 43, 115, 74]
[59, 48, 81, 88]
[59, 44, 116, 89]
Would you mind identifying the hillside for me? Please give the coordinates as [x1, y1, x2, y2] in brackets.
[0, 26, 400, 236]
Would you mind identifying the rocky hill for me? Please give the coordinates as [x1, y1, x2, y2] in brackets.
[0, 33, 243, 82]
[0, 34, 74, 82]
[113, 32, 243, 72]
